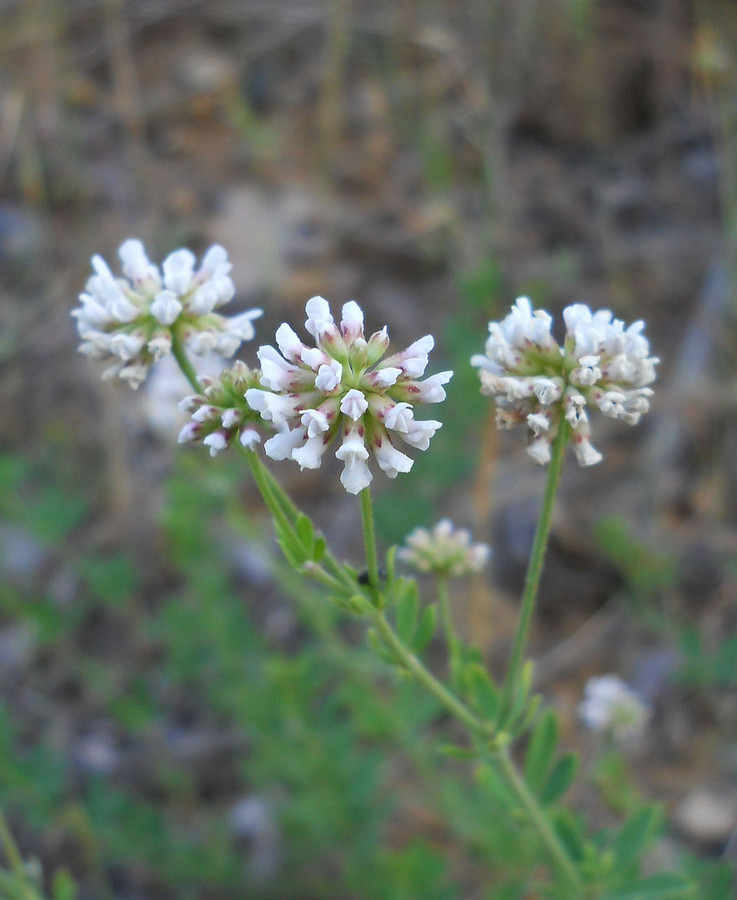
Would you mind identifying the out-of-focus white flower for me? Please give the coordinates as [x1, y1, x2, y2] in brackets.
[178, 361, 269, 456]
[73, 239, 262, 388]
[471, 298, 658, 466]
[141, 355, 226, 439]
[246, 297, 452, 494]
[578, 675, 651, 743]
[398, 519, 490, 577]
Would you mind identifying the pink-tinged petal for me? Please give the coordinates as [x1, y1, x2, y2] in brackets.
[178, 422, 201, 444]
[275, 323, 306, 362]
[373, 435, 413, 478]
[204, 431, 228, 456]
[315, 360, 342, 392]
[301, 408, 330, 438]
[239, 427, 261, 449]
[340, 300, 364, 341]
[368, 367, 402, 389]
[304, 296, 334, 339]
[292, 435, 330, 470]
[384, 402, 413, 433]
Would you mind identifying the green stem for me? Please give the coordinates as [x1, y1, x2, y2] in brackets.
[502, 421, 569, 711]
[239, 447, 295, 542]
[493, 745, 583, 894]
[371, 610, 494, 737]
[238, 448, 356, 594]
[170, 333, 200, 393]
[437, 575, 461, 684]
[359, 488, 381, 604]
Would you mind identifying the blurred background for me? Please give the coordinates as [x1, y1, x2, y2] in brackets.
[1, 0, 737, 897]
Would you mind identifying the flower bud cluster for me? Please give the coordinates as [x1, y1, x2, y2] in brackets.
[398, 519, 490, 577]
[73, 239, 262, 388]
[247, 297, 453, 494]
[178, 361, 266, 456]
[578, 675, 651, 744]
[471, 298, 658, 466]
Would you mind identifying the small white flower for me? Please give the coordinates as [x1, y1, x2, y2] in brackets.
[398, 519, 490, 577]
[177, 361, 269, 455]
[247, 297, 452, 494]
[472, 299, 658, 466]
[578, 675, 651, 743]
[73, 239, 262, 388]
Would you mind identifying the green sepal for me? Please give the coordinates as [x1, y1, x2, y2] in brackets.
[540, 752, 579, 805]
[412, 603, 437, 652]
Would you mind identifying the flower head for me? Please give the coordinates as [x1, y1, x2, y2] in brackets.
[178, 361, 268, 456]
[578, 675, 651, 743]
[73, 239, 262, 388]
[398, 519, 490, 577]
[471, 298, 658, 466]
[246, 297, 452, 494]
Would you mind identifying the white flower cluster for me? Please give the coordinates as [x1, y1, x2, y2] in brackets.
[178, 361, 266, 456]
[246, 297, 452, 494]
[398, 519, 490, 577]
[578, 675, 651, 743]
[73, 239, 262, 388]
[471, 298, 658, 466]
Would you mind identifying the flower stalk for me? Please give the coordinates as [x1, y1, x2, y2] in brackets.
[502, 419, 570, 716]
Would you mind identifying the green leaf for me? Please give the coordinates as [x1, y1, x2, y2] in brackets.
[367, 628, 398, 666]
[550, 808, 586, 862]
[524, 710, 559, 792]
[395, 583, 419, 645]
[599, 873, 693, 900]
[539, 752, 579, 805]
[312, 535, 326, 563]
[295, 513, 314, 552]
[476, 763, 515, 808]
[384, 545, 397, 588]
[412, 604, 437, 652]
[465, 664, 501, 721]
[612, 806, 660, 870]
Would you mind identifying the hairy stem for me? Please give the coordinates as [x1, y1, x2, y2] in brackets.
[493, 745, 583, 894]
[502, 421, 569, 712]
[371, 609, 494, 737]
[359, 488, 381, 605]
